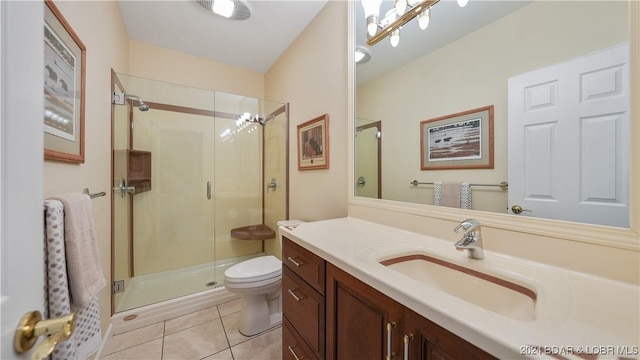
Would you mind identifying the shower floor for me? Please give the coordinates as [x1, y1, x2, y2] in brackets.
[115, 253, 264, 313]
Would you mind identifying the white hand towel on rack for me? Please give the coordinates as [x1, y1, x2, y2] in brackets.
[434, 182, 472, 209]
[51, 193, 106, 306]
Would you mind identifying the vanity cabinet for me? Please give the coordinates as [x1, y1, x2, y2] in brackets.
[282, 237, 326, 360]
[404, 307, 495, 360]
[326, 263, 403, 360]
[283, 236, 497, 360]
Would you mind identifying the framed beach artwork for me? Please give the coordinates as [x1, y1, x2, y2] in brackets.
[420, 105, 494, 170]
[297, 114, 329, 170]
[44, 0, 86, 163]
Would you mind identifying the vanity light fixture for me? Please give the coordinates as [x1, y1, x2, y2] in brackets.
[362, 0, 468, 46]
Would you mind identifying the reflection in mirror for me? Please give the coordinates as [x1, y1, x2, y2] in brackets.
[355, 0, 630, 228]
[355, 118, 382, 198]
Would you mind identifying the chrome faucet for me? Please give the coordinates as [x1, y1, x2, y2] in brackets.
[453, 219, 484, 259]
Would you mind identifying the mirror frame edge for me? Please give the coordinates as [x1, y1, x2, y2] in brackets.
[347, 0, 640, 251]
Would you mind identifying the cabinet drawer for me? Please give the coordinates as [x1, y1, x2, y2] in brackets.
[283, 266, 325, 359]
[283, 317, 318, 360]
[282, 236, 325, 294]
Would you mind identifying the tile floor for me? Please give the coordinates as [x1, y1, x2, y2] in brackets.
[103, 299, 282, 360]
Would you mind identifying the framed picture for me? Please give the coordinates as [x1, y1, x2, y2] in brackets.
[44, 0, 86, 163]
[420, 105, 494, 170]
[297, 114, 329, 170]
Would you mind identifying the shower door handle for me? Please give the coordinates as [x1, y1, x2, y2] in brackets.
[207, 181, 212, 200]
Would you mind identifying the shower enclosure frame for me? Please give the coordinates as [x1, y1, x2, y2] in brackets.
[109, 70, 290, 315]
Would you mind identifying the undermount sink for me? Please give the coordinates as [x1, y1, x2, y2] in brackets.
[381, 255, 537, 321]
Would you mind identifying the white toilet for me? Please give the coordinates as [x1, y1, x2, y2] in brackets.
[223, 220, 304, 336]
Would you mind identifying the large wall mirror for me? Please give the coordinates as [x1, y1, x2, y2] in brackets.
[353, 0, 636, 233]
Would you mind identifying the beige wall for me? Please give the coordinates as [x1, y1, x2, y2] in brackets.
[265, 1, 349, 228]
[129, 40, 265, 99]
[356, 1, 628, 213]
[43, 0, 129, 335]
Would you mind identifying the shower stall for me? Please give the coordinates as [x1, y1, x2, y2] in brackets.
[111, 72, 288, 314]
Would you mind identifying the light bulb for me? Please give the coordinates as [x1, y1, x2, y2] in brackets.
[362, 0, 382, 17]
[394, 0, 407, 15]
[367, 19, 378, 36]
[212, 0, 235, 18]
[390, 29, 400, 47]
[362, 0, 382, 36]
[457, 0, 469, 7]
[417, 8, 430, 30]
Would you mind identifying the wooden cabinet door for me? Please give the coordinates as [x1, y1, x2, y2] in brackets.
[404, 308, 496, 360]
[326, 263, 403, 360]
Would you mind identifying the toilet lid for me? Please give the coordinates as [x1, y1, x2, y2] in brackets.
[224, 255, 282, 283]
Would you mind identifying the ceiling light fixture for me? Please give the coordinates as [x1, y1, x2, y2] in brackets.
[212, 0, 235, 18]
[355, 45, 371, 64]
[194, 0, 251, 20]
[362, 0, 469, 46]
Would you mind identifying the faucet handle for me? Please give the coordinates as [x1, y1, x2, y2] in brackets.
[453, 219, 480, 233]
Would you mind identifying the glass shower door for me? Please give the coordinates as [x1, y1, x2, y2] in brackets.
[112, 73, 218, 313]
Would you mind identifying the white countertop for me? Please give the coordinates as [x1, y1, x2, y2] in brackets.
[280, 217, 640, 359]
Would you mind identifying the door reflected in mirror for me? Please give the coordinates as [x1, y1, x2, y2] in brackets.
[355, 119, 381, 199]
[354, 0, 630, 228]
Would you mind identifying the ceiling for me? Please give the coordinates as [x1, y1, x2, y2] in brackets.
[118, 0, 328, 74]
[118, 1, 531, 83]
[355, 0, 532, 86]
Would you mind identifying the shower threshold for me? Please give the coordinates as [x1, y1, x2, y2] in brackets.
[115, 252, 264, 313]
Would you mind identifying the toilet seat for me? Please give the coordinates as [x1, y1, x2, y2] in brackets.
[224, 255, 282, 284]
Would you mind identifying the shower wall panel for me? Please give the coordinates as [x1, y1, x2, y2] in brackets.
[214, 115, 263, 261]
[133, 112, 216, 275]
[263, 111, 288, 258]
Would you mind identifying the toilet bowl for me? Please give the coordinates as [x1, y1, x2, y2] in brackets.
[224, 255, 282, 336]
[223, 220, 305, 336]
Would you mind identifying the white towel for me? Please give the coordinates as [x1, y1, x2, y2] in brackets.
[51, 193, 106, 306]
[45, 200, 103, 360]
[434, 182, 472, 209]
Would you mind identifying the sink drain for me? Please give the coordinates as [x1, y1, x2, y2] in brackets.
[205, 281, 218, 287]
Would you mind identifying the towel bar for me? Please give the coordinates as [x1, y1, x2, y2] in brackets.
[410, 180, 508, 191]
[82, 188, 106, 199]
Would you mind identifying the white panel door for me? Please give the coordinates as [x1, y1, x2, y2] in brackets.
[508, 44, 629, 227]
[1, 1, 47, 358]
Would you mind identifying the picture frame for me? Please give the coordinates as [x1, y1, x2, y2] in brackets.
[297, 114, 329, 170]
[420, 105, 494, 170]
[44, 0, 86, 163]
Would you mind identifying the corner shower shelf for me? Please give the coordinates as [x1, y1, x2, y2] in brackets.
[230, 224, 275, 240]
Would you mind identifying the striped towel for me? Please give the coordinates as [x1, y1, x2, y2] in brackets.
[44, 200, 103, 359]
[434, 182, 471, 209]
